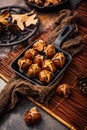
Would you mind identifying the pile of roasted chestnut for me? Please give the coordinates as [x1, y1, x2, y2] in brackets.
[17, 39, 66, 84]
[27, 0, 62, 7]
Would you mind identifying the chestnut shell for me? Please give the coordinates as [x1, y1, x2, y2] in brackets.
[24, 107, 42, 126]
[44, 44, 56, 58]
[27, 64, 41, 77]
[24, 48, 38, 59]
[39, 70, 53, 83]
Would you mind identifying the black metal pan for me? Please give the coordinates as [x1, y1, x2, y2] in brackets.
[11, 25, 73, 86]
[24, 0, 69, 12]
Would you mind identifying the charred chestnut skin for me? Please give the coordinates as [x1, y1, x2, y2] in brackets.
[44, 44, 56, 58]
[24, 107, 42, 126]
[42, 59, 56, 73]
[17, 57, 32, 71]
[39, 70, 53, 84]
[33, 54, 45, 67]
[24, 48, 38, 59]
[56, 84, 72, 97]
[27, 64, 41, 77]
[33, 39, 46, 52]
[52, 52, 66, 68]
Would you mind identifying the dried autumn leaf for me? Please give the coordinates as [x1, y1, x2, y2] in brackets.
[12, 14, 26, 30]
[0, 10, 10, 25]
[25, 14, 38, 27]
[11, 10, 37, 30]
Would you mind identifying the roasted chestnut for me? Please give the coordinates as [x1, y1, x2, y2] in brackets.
[33, 54, 44, 67]
[44, 44, 56, 58]
[44, 0, 61, 6]
[39, 70, 53, 84]
[56, 83, 72, 97]
[28, 0, 61, 7]
[24, 48, 38, 59]
[24, 107, 42, 126]
[52, 52, 66, 68]
[27, 64, 41, 77]
[42, 59, 56, 73]
[33, 39, 46, 52]
[17, 57, 32, 71]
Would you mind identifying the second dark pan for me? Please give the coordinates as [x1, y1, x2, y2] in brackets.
[24, 0, 69, 12]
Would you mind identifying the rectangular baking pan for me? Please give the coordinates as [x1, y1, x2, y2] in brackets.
[11, 25, 73, 86]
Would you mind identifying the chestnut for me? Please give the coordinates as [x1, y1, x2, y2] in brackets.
[56, 83, 72, 97]
[39, 70, 53, 83]
[33, 54, 45, 67]
[42, 59, 56, 73]
[24, 48, 38, 59]
[52, 52, 66, 68]
[27, 64, 41, 77]
[44, 44, 56, 58]
[24, 107, 42, 126]
[17, 57, 32, 71]
[33, 39, 46, 52]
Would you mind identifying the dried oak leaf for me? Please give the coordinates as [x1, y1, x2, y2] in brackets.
[11, 10, 38, 30]
[0, 10, 10, 25]
[25, 14, 38, 27]
[12, 14, 27, 30]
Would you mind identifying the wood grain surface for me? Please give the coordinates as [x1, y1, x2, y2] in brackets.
[0, 0, 87, 130]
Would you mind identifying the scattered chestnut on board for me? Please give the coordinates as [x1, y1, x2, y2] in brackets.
[56, 83, 72, 97]
[24, 107, 42, 126]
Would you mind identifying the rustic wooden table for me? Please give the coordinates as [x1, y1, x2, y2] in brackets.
[0, 0, 69, 130]
[0, 0, 87, 130]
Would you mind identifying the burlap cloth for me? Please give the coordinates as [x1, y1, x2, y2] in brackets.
[0, 8, 84, 117]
